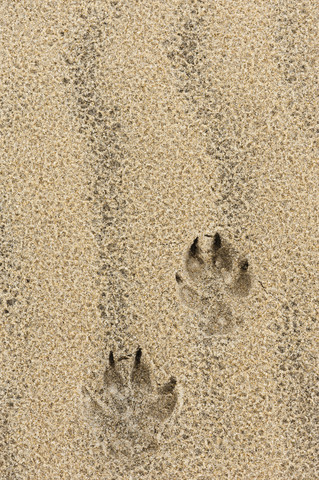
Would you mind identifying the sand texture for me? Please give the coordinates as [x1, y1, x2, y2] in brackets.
[1, 1, 318, 479]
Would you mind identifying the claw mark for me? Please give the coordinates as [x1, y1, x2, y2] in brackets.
[131, 347, 152, 390]
[159, 377, 177, 395]
[175, 272, 183, 284]
[134, 347, 142, 366]
[190, 237, 199, 257]
[240, 259, 249, 271]
[213, 232, 222, 251]
[109, 350, 115, 367]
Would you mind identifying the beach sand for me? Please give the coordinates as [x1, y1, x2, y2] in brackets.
[1, 1, 318, 479]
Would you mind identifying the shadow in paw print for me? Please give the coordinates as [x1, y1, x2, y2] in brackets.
[176, 232, 252, 335]
[82, 348, 178, 461]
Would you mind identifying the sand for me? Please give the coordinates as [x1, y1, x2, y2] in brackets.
[1, 1, 318, 479]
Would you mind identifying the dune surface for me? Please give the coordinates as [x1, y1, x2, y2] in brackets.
[1, 2, 318, 479]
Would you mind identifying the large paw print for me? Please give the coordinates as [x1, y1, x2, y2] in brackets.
[82, 348, 178, 460]
[176, 232, 252, 335]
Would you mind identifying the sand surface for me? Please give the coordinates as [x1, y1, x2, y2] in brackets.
[1, 1, 318, 479]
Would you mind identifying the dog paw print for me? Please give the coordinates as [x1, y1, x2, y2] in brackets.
[82, 348, 178, 460]
[176, 232, 252, 335]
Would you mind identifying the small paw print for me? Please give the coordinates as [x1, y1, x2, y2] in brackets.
[176, 232, 252, 335]
[82, 348, 178, 459]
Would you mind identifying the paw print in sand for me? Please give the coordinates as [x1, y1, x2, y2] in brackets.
[82, 348, 178, 460]
[176, 232, 252, 335]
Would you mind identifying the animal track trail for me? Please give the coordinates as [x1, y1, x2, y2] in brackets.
[176, 232, 252, 335]
[82, 348, 178, 460]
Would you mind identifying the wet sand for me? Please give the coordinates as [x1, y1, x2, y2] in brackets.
[1, 2, 318, 479]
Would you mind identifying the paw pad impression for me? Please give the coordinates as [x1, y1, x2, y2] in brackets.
[82, 348, 178, 459]
[176, 232, 252, 335]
